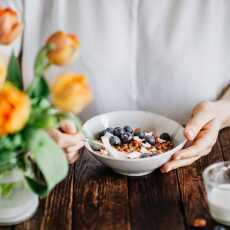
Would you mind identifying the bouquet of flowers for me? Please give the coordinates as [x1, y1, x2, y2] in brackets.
[0, 8, 92, 198]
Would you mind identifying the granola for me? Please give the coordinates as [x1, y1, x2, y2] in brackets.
[95, 126, 174, 159]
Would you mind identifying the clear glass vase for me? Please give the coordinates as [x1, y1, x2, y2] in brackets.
[0, 169, 39, 225]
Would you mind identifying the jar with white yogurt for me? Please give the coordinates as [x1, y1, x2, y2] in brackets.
[203, 161, 230, 226]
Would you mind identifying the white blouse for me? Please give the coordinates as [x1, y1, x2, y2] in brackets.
[1, 0, 230, 124]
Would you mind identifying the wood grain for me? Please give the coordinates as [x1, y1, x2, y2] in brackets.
[177, 134, 225, 229]
[14, 165, 75, 230]
[219, 128, 230, 161]
[128, 170, 185, 230]
[1, 129, 230, 230]
[72, 150, 130, 230]
[0, 227, 11, 230]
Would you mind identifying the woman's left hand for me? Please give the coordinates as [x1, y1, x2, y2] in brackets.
[48, 120, 85, 164]
[161, 100, 230, 173]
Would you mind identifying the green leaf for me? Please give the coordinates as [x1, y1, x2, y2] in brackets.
[0, 151, 17, 163]
[27, 101, 58, 129]
[0, 181, 23, 198]
[0, 134, 24, 152]
[26, 130, 68, 197]
[6, 52, 23, 90]
[27, 45, 54, 102]
[0, 183, 16, 198]
[27, 76, 49, 101]
[25, 177, 47, 197]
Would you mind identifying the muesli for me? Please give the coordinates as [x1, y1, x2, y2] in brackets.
[96, 126, 174, 159]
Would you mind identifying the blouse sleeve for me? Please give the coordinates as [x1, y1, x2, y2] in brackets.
[0, 0, 23, 59]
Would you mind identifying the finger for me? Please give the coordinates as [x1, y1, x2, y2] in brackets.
[66, 141, 85, 153]
[59, 120, 77, 134]
[184, 103, 215, 140]
[160, 156, 200, 173]
[66, 151, 81, 164]
[173, 146, 212, 160]
[47, 128, 63, 144]
[48, 128, 84, 148]
[173, 121, 219, 160]
[162, 148, 211, 173]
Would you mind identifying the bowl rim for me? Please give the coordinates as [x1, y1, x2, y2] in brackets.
[83, 110, 187, 162]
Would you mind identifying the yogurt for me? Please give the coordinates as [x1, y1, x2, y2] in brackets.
[208, 184, 230, 226]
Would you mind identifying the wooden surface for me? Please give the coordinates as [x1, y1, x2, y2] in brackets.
[1, 128, 230, 230]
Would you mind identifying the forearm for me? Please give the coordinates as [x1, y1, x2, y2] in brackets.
[214, 99, 230, 129]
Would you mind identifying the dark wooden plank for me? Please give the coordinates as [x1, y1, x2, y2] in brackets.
[72, 150, 130, 230]
[14, 165, 75, 230]
[0, 227, 12, 230]
[219, 127, 230, 161]
[128, 170, 185, 230]
[177, 136, 225, 229]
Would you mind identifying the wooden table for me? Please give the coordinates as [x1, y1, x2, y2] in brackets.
[0, 128, 230, 230]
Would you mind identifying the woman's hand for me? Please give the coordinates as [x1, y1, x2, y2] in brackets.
[48, 120, 85, 164]
[161, 100, 230, 173]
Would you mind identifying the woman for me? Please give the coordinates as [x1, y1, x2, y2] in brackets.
[1, 0, 230, 172]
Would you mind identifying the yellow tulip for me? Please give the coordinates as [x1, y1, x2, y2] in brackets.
[0, 8, 23, 45]
[51, 73, 92, 114]
[46, 31, 80, 66]
[0, 83, 31, 135]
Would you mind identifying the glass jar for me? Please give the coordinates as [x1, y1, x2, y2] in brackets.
[203, 161, 230, 226]
[0, 169, 39, 225]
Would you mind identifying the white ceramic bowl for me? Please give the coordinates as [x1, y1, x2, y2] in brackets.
[83, 111, 186, 176]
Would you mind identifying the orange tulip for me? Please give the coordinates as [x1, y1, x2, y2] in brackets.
[46, 31, 80, 66]
[0, 7, 23, 45]
[51, 73, 92, 114]
[0, 83, 31, 135]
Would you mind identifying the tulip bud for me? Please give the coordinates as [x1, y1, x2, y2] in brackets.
[46, 31, 80, 66]
[0, 83, 31, 135]
[0, 7, 23, 45]
[51, 73, 92, 114]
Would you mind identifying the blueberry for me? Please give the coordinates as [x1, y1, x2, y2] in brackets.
[113, 127, 124, 137]
[144, 135, 155, 145]
[97, 130, 106, 138]
[109, 136, 121, 146]
[97, 128, 113, 138]
[140, 153, 149, 158]
[214, 225, 226, 230]
[105, 127, 114, 134]
[160, 133, 171, 141]
[134, 130, 145, 139]
[123, 126, 133, 134]
[121, 132, 133, 144]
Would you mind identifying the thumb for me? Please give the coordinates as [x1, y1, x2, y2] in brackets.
[60, 120, 77, 134]
[184, 111, 214, 141]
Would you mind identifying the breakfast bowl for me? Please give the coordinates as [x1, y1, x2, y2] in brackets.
[83, 111, 186, 176]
